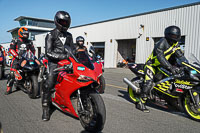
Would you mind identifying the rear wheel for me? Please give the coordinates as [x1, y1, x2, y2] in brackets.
[128, 86, 140, 103]
[183, 96, 200, 121]
[96, 76, 105, 93]
[127, 77, 141, 104]
[78, 93, 106, 132]
[28, 75, 39, 99]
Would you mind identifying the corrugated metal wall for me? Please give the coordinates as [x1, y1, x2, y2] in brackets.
[69, 3, 200, 68]
[34, 3, 200, 68]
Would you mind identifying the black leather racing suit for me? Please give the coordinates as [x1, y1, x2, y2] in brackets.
[43, 28, 75, 108]
[143, 37, 186, 95]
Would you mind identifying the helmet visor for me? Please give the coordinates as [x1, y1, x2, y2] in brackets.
[169, 33, 180, 41]
[58, 19, 69, 28]
[22, 33, 29, 38]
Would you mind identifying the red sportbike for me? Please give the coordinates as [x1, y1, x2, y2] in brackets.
[39, 50, 106, 132]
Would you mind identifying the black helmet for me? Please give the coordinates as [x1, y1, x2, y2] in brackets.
[164, 26, 181, 43]
[54, 11, 71, 32]
[76, 36, 85, 44]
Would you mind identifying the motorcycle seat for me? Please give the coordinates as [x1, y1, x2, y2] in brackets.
[128, 63, 145, 76]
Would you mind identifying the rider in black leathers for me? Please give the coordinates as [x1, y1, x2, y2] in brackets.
[42, 11, 75, 121]
[136, 26, 187, 112]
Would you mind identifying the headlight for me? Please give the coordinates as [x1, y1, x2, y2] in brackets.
[77, 75, 94, 82]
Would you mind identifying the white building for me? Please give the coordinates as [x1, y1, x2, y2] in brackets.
[33, 2, 200, 68]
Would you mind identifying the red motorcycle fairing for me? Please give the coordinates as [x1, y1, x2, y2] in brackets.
[42, 58, 48, 68]
[52, 56, 102, 117]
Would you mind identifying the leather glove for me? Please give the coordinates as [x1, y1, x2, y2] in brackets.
[60, 54, 69, 60]
[16, 55, 22, 60]
[170, 67, 181, 75]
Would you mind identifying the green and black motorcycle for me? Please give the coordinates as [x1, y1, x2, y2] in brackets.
[123, 55, 200, 121]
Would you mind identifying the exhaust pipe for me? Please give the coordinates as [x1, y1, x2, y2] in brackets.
[123, 78, 141, 94]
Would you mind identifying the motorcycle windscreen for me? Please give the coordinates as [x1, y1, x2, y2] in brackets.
[76, 51, 94, 70]
[25, 51, 35, 60]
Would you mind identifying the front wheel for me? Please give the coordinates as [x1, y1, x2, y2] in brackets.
[78, 93, 106, 132]
[183, 96, 200, 121]
[28, 75, 39, 99]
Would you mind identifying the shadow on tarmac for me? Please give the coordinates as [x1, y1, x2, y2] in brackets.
[80, 130, 103, 133]
[50, 104, 79, 120]
[118, 89, 187, 118]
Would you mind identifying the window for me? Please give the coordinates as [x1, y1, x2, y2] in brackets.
[19, 19, 27, 26]
[32, 20, 38, 26]
[28, 20, 33, 26]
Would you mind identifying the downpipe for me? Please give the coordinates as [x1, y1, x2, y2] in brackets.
[123, 78, 141, 94]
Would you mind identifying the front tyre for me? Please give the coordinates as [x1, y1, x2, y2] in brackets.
[183, 96, 200, 121]
[78, 93, 106, 132]
[28, 75, 39, 99]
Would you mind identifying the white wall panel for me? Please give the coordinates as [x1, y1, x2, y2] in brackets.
[35, 3, 200, 68]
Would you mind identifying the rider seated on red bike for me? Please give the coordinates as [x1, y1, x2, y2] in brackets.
[5, 27, 35, 95]
[42, 11, 75, 121]
[75, 36, 87, 53]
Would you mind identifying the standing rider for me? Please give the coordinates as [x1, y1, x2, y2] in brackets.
[5, 27, 35, 95]
[137, 25, 187, 112]
[42, 11, 75, 121]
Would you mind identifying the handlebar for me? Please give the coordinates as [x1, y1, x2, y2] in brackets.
[160, 67, 185, 78]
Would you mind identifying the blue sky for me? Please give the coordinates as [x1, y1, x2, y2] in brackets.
[0, 0, 199, 43]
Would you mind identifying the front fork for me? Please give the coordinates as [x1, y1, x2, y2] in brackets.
[77, 89, 85, 112]
[189, 89, 200, 108]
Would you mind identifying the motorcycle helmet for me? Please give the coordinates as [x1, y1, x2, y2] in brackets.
[54, 11, 71, 32]
[76, 36, 85, 47]
[18, 27, 29, 40]
[164, 26, 181, 44]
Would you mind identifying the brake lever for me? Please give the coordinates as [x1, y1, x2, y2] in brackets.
[53, 66, 64, 72]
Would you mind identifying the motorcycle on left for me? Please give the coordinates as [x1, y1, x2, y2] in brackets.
[12, 51, 40, 98]
[0, 50, 5, 79]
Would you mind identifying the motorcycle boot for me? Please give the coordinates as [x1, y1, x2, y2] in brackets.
[135, 96, 150, 113]
[42, 85, 51, 121]
[141, 80, 153, 100]
[5, 72, 14, 95]
[5, 86, 12, 95]
[135, 80, 153, 113]
[42, 106, 50, 121]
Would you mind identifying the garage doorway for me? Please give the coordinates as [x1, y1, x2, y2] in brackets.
[91, 42, 105, 59]
[117, 39, 136, 64]
[37, 47, 41, 58]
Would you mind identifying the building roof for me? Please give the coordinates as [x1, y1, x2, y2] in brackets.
[7, 26, 53, 33]
[71, 2, 200, 29]
[14, 16, 54, 23]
